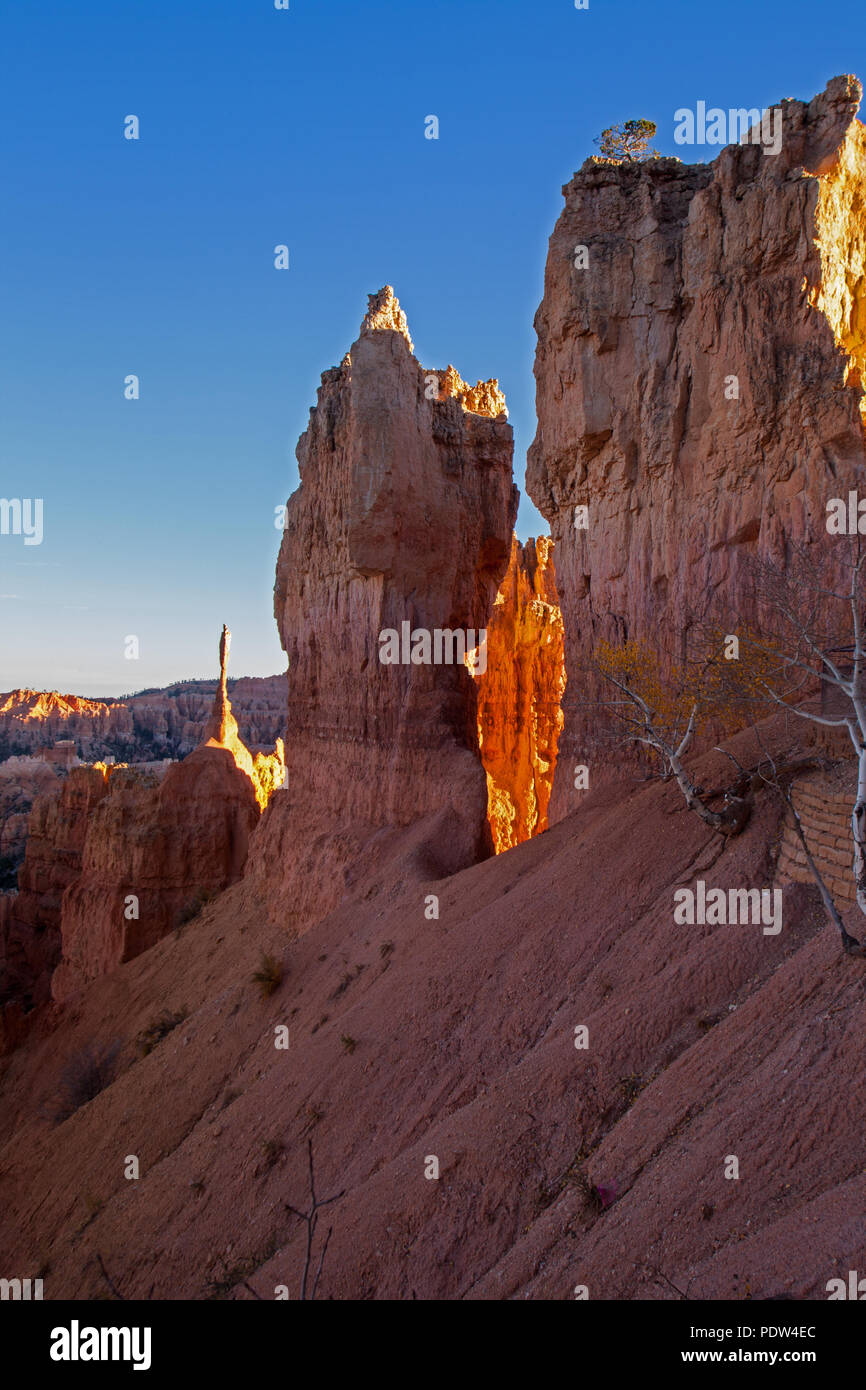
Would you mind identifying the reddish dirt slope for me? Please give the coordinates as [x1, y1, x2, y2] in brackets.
[0, 729, 864, 1301]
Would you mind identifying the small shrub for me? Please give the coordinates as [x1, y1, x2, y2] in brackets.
[176, 890, 211, 927]
[340, 1034, 356, 1054]
[618, 1074, 642, 1106]
[137, 1008, 187, 1057]
[84, 1192, 104, 1220]
[260, 1138, 284, 1169]
[52, 1040, 122, 1123]
[573, 1171, 605, 1215]
[252, 953, 283, 999]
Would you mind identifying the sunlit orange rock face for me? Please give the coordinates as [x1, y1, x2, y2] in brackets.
[472, 536, 565, 852]
[247, 287, 517, 929]
[527, 75, 866, 823]
[0, 678, 286, 762]
[0, 690, 115, 723]
[199, 626, 285, 811]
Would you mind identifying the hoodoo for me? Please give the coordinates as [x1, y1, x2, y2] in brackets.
[247, 287, 517, 928]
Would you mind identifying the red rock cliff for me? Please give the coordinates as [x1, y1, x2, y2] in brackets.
[472, 535, 565, 852]
[0, 764, 115, 1050]
[248, 287, 517, 926]
[527, 75, 866, 822]
[0, 756, 61, 882]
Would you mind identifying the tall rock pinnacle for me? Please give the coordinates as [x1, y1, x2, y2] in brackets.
[248, 287, 517, 928]
[203, 624, 234, 746]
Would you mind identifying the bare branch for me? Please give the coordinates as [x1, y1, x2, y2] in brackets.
[284, 1139, 345, 1300]
[95, 1252, 127, 1301]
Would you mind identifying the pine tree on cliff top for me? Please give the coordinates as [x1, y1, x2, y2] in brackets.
[594, 118, 659, 161]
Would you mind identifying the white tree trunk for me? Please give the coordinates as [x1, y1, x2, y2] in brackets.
[666, 745, 726, 831]
[852, 743, 866, 916]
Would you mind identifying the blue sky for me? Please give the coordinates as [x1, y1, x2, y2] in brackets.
[1, 0, 863, 696]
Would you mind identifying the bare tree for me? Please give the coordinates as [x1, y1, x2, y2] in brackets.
[592, 637, 753, 836]
[664, 536, 866, 961]
[591, 539, 866, 956]
[284, 1139, 345, 1301]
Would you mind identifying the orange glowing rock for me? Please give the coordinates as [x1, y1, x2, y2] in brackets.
[472, 535, 565, 853]
[201, 625, 285, 810]
[436, 364, 508, 419]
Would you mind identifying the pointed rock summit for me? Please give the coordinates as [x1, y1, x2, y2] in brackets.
[359, 286, 507, 417]
[361, 285, 414, 350]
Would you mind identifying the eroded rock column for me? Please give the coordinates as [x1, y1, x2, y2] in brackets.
[249, 287, 517, 926]
[472, 535, 565, 852]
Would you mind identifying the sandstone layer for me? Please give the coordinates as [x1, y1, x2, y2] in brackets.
[472, 535, 565, 852]
[248, 287, 517, 927]
[527, 75, 866, 822]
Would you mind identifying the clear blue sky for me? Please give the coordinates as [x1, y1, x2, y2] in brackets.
[1, 0, 863, 696]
